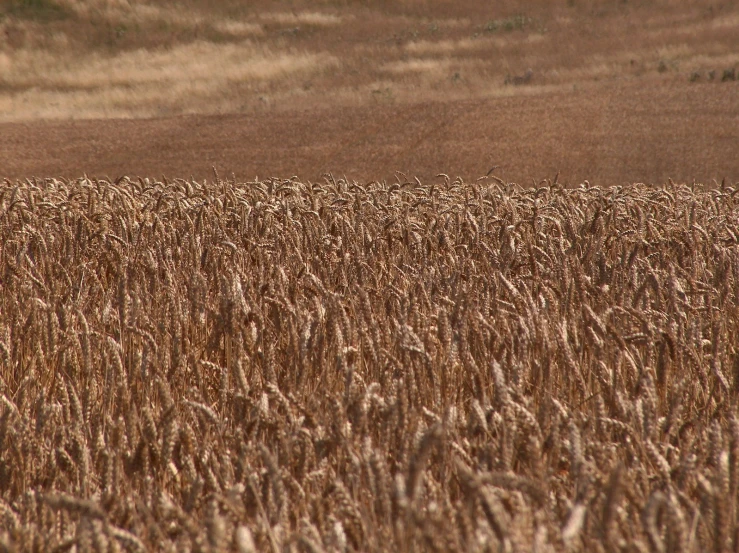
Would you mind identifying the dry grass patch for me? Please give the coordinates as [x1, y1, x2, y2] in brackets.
[404, 37, 496, 56]
[211, 19, 264, 38]
[0, 41, 338, 120]
[256, 11, 346, 27]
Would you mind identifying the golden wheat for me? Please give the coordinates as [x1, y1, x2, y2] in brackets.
[0, 175, 738, 552]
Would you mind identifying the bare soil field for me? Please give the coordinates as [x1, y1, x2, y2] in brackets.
[1, 0, 738, 184]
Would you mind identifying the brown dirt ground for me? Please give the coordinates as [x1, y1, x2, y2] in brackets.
[1, 0, 738, 185]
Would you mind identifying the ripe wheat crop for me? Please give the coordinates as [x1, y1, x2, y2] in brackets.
[1, 174, 738, 552]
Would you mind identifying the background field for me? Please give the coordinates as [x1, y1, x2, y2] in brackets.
[1, 0, 738, 183]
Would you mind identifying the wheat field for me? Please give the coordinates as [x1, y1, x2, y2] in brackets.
[0, 174, 738, 552]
